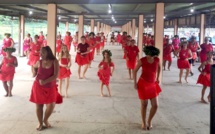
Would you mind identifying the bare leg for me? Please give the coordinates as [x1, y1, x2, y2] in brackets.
[163, 60, 166, 70]
[2, 81, 8, 97]
[31, 66, 34, 76]
[78, 66, 81, 79]
[65, 77, 70, 97]
[147, 97, 158, 130]
[208, 91, 211, 102]
[185, 68, 190, 83]
[128, 69, 132, 79]
[168, 61, 172, 71]
[8, 80, 13, 97]
[178, 69, 183, 83]
[43, 103, 55, 128]
[36, 104, 44, 131]
[140, 100, 148, 130]
[106, 85, 111, 97]
[201, 86, 207, 103]
[83, 64, 89, 79]
[59, 79, 63, 95]
[100, 82, 104, 97]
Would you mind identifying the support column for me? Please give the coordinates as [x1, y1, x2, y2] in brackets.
[101, 23, 104, 32]
[97, 22, 100, 33]
[78, 15, 84, 43]
[152, 23, 155, 35]
[200, 14, 205, 45]
[138, 15, 144, 58]
[47, 3, 57, 54]
[132, 19, 136, 39]
[65, 22, 69, 32]
[90, 19, 95, 32]
[155, 2, 164, 83]
[174, 19, 178, 35]
[19, 15, 25, 56]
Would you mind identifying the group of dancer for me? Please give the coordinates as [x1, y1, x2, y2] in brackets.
[0, 29, 213, 131]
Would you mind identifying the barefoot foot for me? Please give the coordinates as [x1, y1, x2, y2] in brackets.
[141, 124, 147, 130]
[36, 124, 44, 131]
[44, 121, 52, 128]
[147, 122, 153, 130]
[208, 96, 211, 102]
[201, 98, 208, 104]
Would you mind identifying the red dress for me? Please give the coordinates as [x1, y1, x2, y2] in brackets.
[75, 43, 90, 66]
[23, 38, 32, 51]
[172, 39, 180, 50]
[197, 63, 211, 87]
[39, 35, 44, 42]
[1, 38, 13, 56]
[117, 34, 121, 43]
[97, 61, 114, 85]
[146, 38, 151, 46]
[87, 38, 96, 61]
[30, 60, 62, 104]
[43, 40, 47, 47]
[64, 35, 73, 51]
[137, 57, 161, 100]
[28, 42, 41, 66]
[142, 36, 147, 45]
[56, 39, 62, 53]
[73, 35, 78, 47]
[121, 35, 127, 48]
[0, 56, 16, 81]
[126, 45, 139, 69]
[100, 36, 105, 48]
[163, 44, 173, 62]
[177, 49, 191, 69]
[58, 58, 71, 79]
[123, 45, 129, 59]
[200, 43, 213, 63]
[188, 41, 198, 60]
[95, 36, 101, 50]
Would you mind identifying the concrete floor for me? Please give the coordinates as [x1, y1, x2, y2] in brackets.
[0, 44, 210, 134]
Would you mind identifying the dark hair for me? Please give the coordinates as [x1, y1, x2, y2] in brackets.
[143, 46, 160, 56]
[89, 32, 95, 36]
[4, 33, 11, 37]
[34, 35, 39, 39]
[3, 47, 16, 53]
[27, 33, 31, 36]
[174, 35, 179, 38]
[81, 36, 86, 39]
[42, 46, 56, 60]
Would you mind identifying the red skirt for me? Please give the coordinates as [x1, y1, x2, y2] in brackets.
[123, 52, 126, 59]
[58, 67, 71, 79]
[73, 42, 78, 47]
[163, 54, 172, 62]
[126, 60, 136, 69]
[100, 42, 105, 48]
[88, 50, 94, 61]
[137, 78, 162, 100]
[28, 54, 40, 66]
[75, 53, 89, 66]
[197, 73, 210, 87]
[98, 69, 111, 85]
[200, 52, 207, 63]
[192, 52, 197, 60]
[177, 59, 190, 69]
[29, 81, 62, 104]
[56, 46, 61, 53]
[96, 43, 100, 50]
[0, 70, 14, 82]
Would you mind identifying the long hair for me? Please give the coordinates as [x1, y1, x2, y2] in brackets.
[42, 46, 56, 60]
[59, 45, 70, 60]
[102, 50, 112, 65]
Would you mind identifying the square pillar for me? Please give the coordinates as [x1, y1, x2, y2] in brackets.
[65, 22, 69, 32]
[174, 19, 178, 35]
[200, 14, 205, 45]
[101, 23, 104, 32]
[154, 2, 164, 83]
[19, 15, 25, 56]
[90, 19, 95, 32]
[78, 15, 84, 43]
[152, 23, 155, 35]
[97, 22, 100, 33]
[47, 4, 57, 54]
[138, 15, 144, 58]
[132, 19, 136, 39]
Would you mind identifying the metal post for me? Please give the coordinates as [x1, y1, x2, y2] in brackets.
[211, 64, 215, 134]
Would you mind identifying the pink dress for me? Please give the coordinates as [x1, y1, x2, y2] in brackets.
[27, 42, 41, 66]
[0, 56, 16, 81]
[172, 39, 180, 50]
[23, 38, 32, 51]
[1, 38, 13, 56]
[97, 61, 114, 85]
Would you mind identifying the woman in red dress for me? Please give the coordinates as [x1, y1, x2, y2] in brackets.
[146, 34, 152, 46]
[75, 36, 90, 79]
[126, 40, 139, 79]
[197, 52, 214, 103]
[23, 33, 32, 57]
[100, 32, 105, 51]
[142, 33, 147, 46]
[200, 37, 213, 63]
[0, 48, 18, 97]
[56, 35, 62, 56]
[188, 36, 200, 75]
[64, 32, 73, 51]
[123, 36, 132, 59]
[1, 33, 14, 56]
[28, 35, 42, 76]
[30, 46, 62, 131]
[121, 32, 128, 49]
[133, 46, 161, 130]
[95, 33, 101, 55]
[98, 49, 115, 97]
[87, 32, 96, 68]
[72, 32, 78, 52]
[174, 41, 192, 83]
[116, 32, 121, 45]
[172, 35, 180, 52]
[163, 39, 174, 70]
[58, 45, 71, 97]
[38, 31, 45, 45]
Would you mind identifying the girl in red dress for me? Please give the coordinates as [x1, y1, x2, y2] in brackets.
[23, 33, 32, 57]
[172, 35, 180, 52]
[88, 32, 96, 68]
[75, 36, 90, 79]
[121, 32, 128, 49]
[142, 33, 147, 46]
[197, 52, 214, 103]
[133, 46, 161, 130]
[100, 32, 106, 51]
[200, 37, 213, 63]
[146, 34, 152, 46]
[123, 36, 132, 59]
[30, 46, 62, 131]
[72, 32, 78, 52]
[110, 32, 115, 45]
[56, 35, 62, 56]
[174, 42, 192, 83]
[163, 39, 174, 70]
[126, 40, 139, 79]
[58, 45, 71, 97]
[95, 33, 101, 55]
[28, 35, 42, 76]
[1, 33, 14, 56]
[64, 32, 73, 51]
[0, 48, 18, 97]
[116, 32, 121, 45]
[188, 36, 200, 75]
[98, 49, 115, 97]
